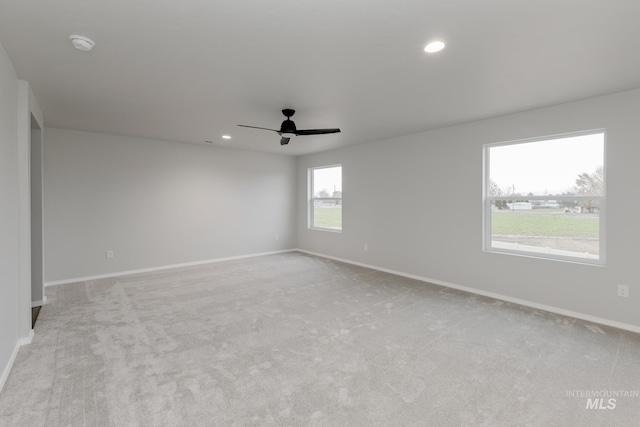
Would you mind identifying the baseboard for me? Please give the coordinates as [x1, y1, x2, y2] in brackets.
[0, 330, 34, 394]
[44, 249, 297, 287]
[296, 249, 640, 335]
[31, 296, 46, 308]
[18, 329, 34, 346]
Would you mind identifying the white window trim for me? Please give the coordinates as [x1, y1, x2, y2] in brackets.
[483, 130, 606, 266]
[308, 165, 343, 232]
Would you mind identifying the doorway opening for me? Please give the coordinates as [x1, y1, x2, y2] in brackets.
[30, 113, 44, 327]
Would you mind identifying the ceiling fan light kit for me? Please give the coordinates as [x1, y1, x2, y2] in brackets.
[238, 109, 340, 146]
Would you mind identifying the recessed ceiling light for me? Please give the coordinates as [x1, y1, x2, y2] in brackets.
[69, 35, 95, 52]
[424, 40, 445, 53]
[221, 135, 232, 140]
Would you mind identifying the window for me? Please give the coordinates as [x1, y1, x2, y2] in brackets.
[484, 131, 605, 264]
[309, 165, 342, 231]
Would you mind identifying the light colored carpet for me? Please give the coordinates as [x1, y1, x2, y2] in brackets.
[1, 252, 638, 426]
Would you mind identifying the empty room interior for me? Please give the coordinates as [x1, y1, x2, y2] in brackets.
[1, 1, 639, 426]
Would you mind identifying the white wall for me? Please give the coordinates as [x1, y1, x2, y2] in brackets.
[0, 41, 20, 390]
[297, 89, 640, 329]
[43, 128, 297, 282]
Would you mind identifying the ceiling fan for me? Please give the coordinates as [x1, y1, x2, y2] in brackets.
[238, 109, 341, 145]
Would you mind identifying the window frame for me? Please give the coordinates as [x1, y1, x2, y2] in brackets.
[308, 164, 343, 232]
[483, 130, 606, 265]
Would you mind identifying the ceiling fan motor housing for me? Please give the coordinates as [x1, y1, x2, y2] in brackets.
[280, 119, 297, 134]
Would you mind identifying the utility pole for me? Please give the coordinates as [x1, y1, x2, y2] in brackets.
[512, 184, 515, 211]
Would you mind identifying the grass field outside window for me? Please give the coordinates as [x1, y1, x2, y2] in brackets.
[491, 211, 598, 238]
[312, 207, 342, 230]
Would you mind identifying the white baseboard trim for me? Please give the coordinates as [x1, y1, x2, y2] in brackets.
[31, 296, 46, 308]
[296, 249, 640, 335]
[18, 329, 34, 346]
[0, 330, 34, 394]
[44, 249, 297, 287]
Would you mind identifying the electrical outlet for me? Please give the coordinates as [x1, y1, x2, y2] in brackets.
[617, 284, 629, 298]
[364, 243, 368, 252]
[106, 250, 114, 259]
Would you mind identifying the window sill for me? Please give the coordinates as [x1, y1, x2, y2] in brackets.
[309, 227, 342, 234]
[485, 246, 605, 267]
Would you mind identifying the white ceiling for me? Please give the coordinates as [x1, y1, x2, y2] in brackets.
[1, 0, 640, 156]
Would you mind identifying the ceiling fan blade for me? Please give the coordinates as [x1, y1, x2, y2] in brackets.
[237, 124, 279, 132]
[295, 128, 341, 136]
[280, 137, 291, 145]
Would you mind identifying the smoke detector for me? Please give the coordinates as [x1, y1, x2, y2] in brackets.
[69, 35, 95, 52]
